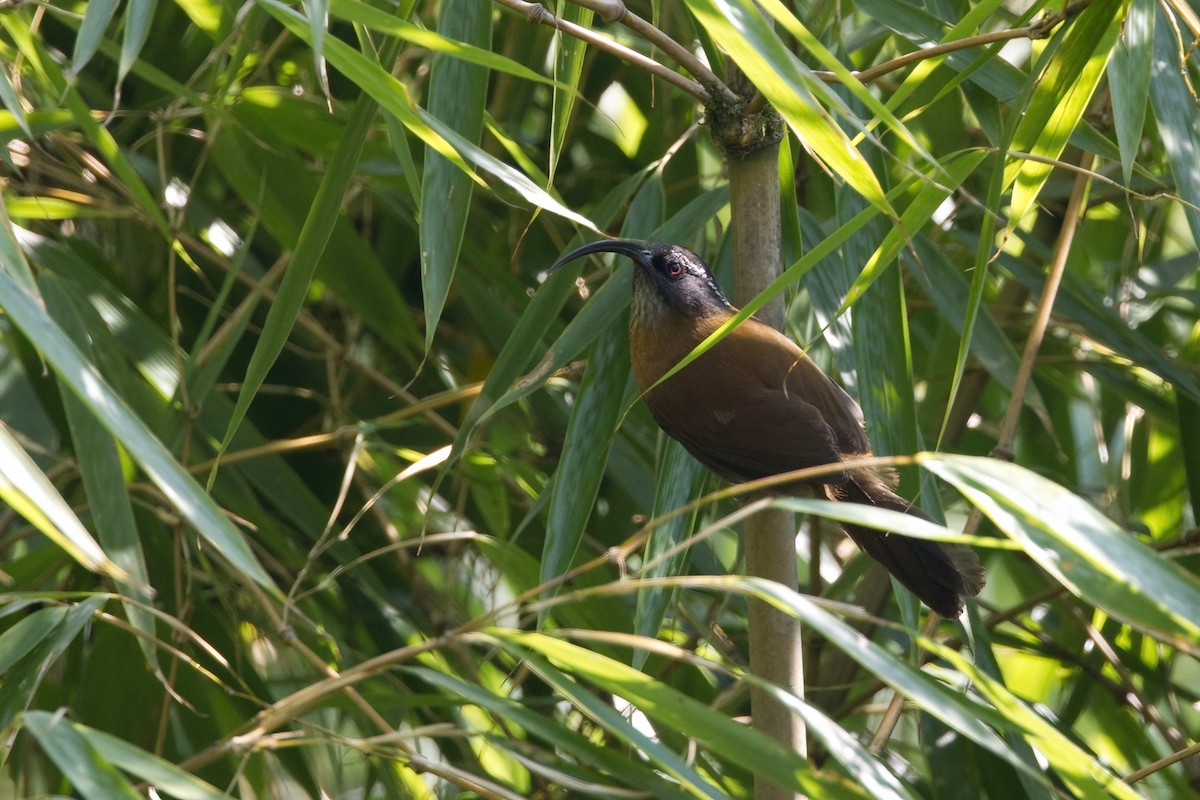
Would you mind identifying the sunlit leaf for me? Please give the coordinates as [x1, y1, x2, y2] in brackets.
[1005, 0, 1125, 226]
[922, 453, 1200, 645]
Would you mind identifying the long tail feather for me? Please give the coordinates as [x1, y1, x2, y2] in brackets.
[833, 475, 984, 617]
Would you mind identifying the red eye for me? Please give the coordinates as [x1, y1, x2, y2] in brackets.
[666, 262, 684, 278]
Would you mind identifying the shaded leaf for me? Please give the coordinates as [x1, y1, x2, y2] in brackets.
[23, 710, 144, 800]
[420, 0, 491, 348]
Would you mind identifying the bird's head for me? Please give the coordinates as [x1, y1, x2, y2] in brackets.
[549, 240, 731, 323]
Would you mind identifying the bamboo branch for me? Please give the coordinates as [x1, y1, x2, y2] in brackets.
[1126, 740, 1200, 785]
[497, 0, 710, 101]
[811, 0, 1097, 86]
[500, 0, 1098, 111]
[992, 151, 1094, 460]
[569, 0, 739, 102]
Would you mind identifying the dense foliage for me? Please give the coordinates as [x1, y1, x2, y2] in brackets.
[0, 0, 1198, 797]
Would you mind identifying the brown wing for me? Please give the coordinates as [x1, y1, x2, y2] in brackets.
[639, 316, 860, 483]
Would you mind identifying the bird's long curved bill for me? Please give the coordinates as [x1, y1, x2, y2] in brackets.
[547, 239, 648, 273]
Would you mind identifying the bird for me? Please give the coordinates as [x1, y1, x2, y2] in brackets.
[549, 239, 984, 617]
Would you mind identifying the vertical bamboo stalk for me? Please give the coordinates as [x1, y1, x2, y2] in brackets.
[729, 141, 807, 797]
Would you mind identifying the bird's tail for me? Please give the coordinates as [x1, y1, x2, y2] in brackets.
[832, 474, 984, 618]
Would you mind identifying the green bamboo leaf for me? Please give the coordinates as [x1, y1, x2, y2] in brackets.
[33, 241, 179, 398]
[410, 666, 696, 798]
[420, 0, 491, 349]
[118, 0, 157, 82]
[880, 0, 1008, 120]
[632, 439, 703, 665]
[941, 143, 1009, 451]
[258, 0, 472, 169]
[416, 104, 597, 230]
[0, 597, 106, 729]
[756, 680, 920, 800]
[0, 66, 31, 138]
[855, 0, 1025, 102]
[1108, 0, 1153, 184]
[449, 169, 650, 464]
[956, 604, 1056, 799]
[0, 607, 67, 675]
[3, 196, 130, 220]
[1149, 3, 1200, 246]
[75, 723, 228, 800]
[1005, 0, 1125, 227]
[217, 90, 375, 464]
[998, 247, 1200, 401]
[173, 0, 223, 34]
[921, 453, 1200, 645]
[1182, 329, 1200, 526]
[779, 135, 803, 266]
[833, 134, 922, 615]
[510, 269, 631, 411]
[380, 105, 421, 205]
[39, 274, 157, 657]
[932, 645, 1144, 800]
[70, 0, 121, 79]
[549, 4, 593, 183]
[907, 236, 1051, 431]
[260, 0, 595, 231]
[541, 320, 633, 588]
[40, 241, 333, 541]
[1139, 423, 1186, 549]
[492, 629, 874, 799]
[0, 223, 274, 591]
[654, 185, 732, 245]
[838, 149, 988, 314]
[330, 0, 557, 87]
[1, 19, 170, 238]
[462, 263, 616, 448]
[757, 0, 935, 168]
[770, 497, 1001, 548]
[0, 421, 130, 584]
[484, 114, 552, 187]
[859, 0, 1124, 168]
[797, 208, 856, 374]
[735, 578, 1048, 782]
[23, 710, 144, 800]
[304, 0, 331, 102]
[209, 120, 417, 352]
[683, 0, 893, 217]
[0, 202, 37, 296]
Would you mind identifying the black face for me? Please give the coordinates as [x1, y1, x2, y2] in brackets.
[638, 242, 730, 313]
[549, 239, 731, 315]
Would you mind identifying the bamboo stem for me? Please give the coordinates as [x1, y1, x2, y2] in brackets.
[730, 142, 808, 797]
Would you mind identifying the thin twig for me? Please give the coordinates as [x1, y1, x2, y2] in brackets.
[992, 151, 1095, 459]
[497, 0, 1096, 125]
[183, 384, 483, 474]
[953, 151, 1094, 541]
[570, 0, 738, 102]
[1068, 604, 1193, 759]
[496, 0, 709, 101]
[249, 581, 399, 739]
[813, 0, 1096, 86]
[176, 632, 455, 773]
[1126, 740, 1200, 785]
[867, 612, 941, 753]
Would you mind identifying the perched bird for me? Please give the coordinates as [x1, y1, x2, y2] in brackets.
[550, 239, 984, 617]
